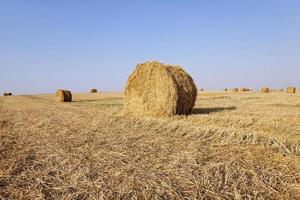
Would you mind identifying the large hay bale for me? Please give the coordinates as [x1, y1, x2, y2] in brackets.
[8, 93, 12, 96]
[287, 86, 296, 93]
[231, 88, 238, 92]
[3, 93, 8, 96]
[260, 87, 270, 93]
[124, 61, 197, 117]
[55, 90, 72, 102]
[90, 89, 98, 93]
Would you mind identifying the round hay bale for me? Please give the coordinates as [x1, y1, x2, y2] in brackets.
[240, 88, 251, 92]
[199, 88, 204, 91]
[231, 88, 238, 92]
[239, 88, 247, 92]
[124, 61, 197, 117]
[56, 90, 72, 102]
[260, 87, 270, 93]
[8, 93, 12, 96]
[287, 86, 296, 93]
[3, 93, 8, 96]
[90, 89, 98, 93]
[224, 88, 228, 92]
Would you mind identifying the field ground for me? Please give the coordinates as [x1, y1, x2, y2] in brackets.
[0, 91, 300, 199]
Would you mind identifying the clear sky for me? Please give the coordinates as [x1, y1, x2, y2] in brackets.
[1, 0, 300, 94]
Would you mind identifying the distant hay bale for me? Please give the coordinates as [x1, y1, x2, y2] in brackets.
[90, 89, 98, 93]
[260, 87, 270, 93]
[224, 88, 228, 91]
[3, 92, 12, 96]
[124, 61, 197, 117]
[287, 86, 296, 93]
[241, 88, 250, 92]
[231, 88, 238, 92]
[199, 88, 204, 91]
[55, 90, 72, 102]
[239, 88, 247, 92]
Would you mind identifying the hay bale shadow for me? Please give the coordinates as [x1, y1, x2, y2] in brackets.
[192, 106, 237, 115]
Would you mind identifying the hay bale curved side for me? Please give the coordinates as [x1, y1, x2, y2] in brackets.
[56, 89, 63, 97]
[56, 90, 72, 102]
[287, 86, 296, 93]
[124, 61, 197, 117]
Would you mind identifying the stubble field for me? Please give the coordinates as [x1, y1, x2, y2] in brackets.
[0, 91, 299, 199]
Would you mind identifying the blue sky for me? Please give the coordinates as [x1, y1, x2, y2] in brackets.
[1, 0, 300, 94]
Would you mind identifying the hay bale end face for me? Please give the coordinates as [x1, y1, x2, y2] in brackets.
[124, 61, 197, 117]
[90, 89, 98, 93]
[8, 93, 12, 96]
[56, 90, 72, 102]
[287, 86, 296, 93]
[260, 87, 270, 93]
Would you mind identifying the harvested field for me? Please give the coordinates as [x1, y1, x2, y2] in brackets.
[0, 92, 300, 199]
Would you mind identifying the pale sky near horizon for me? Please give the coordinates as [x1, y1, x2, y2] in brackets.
[1, 0, 300, 94]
